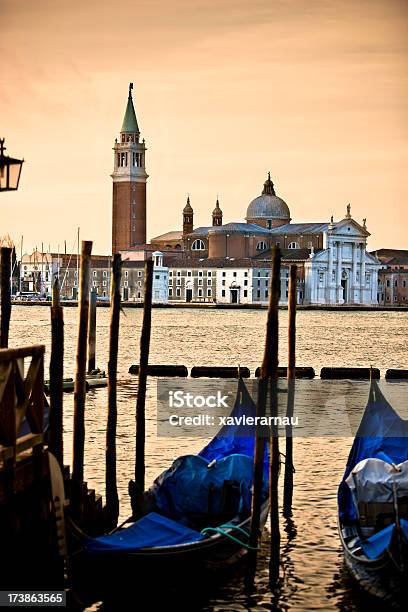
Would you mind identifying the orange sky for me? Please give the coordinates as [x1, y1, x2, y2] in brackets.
[1, 0, 407, 254]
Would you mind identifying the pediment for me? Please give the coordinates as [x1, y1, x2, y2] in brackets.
[331, 218, 370, 238]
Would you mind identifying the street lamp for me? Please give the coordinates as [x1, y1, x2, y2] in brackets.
[0, 138, 24, 192]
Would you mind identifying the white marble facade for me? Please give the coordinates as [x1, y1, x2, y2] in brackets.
[152, 251, 169, 303]
[304, 216, 380, 305]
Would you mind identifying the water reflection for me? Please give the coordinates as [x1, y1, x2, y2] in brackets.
[8, 306, 408, 611]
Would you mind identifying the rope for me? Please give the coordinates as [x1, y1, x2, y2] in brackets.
[200, 523, 260, 550]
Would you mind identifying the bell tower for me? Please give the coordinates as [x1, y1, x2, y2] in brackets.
[212, 198, 223, 226]
[111, 83, 148, 254]
[183, 196, 194, 235]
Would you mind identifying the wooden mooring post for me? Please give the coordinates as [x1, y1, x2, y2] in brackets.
[1, 246, 12, 348]
[88, 288, 97, 374]
[268, 246, 282, 586]
[48, 278, 64, 467]
[283, 264, 297, 518]
[72, 241, 93, 511]
[134, 258, 154, 492]
[105, 254, 121, 529]
[247, 245, 281, 584]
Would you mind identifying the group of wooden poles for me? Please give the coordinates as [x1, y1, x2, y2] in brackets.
[48, 242, 155, 529]
[0, 242, 296, 585]
[247, 247, 297, 586]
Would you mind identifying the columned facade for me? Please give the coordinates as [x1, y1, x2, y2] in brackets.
[304, 214, 380, 305]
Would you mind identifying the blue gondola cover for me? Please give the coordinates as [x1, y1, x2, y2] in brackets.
[338, 380, 408, 524]
[85, 512, 205, 553]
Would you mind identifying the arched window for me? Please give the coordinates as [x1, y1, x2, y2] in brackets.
[256, 241, 267, 251]
[191, 239, 206, 251]
[288, 242, 300, 249]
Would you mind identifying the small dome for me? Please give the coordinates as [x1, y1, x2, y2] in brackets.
[246, 174, 290, 222]
[183, 196, 193, 213]
[212, 198, 222, 215]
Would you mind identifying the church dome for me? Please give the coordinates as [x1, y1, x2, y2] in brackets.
[246, 173, 290, 222]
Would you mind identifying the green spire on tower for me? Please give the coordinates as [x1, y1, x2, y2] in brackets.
[121, 83, 139, 134]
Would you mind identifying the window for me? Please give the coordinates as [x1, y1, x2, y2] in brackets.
[256, 241, 267, 251]
[267, 220, 272, 229]
[243, 290, 247, 297]
[207, 279, 211, 285]
[138, 271, 142, 277]
[222, 280, 225, 286]
[207, 288, 212, 297]
[244, 279, 248, 286]
[124, 281, 128, 288]
[125, 271, 128, 277]
[403, 281, 406, 288]
[307, 241, 313, 249]
[93, 281, 97, 287]
[288, 242, 300, 249]
[208, 271, 212, 277]
[119, 152, 128, 167]
[93, 271, 97, 277]
[192, 239, 206, 251]
[257, 290, 260, 298]
[244, 272, 248, 277]
[176, 287, 181, 297]
[177, 271, 181, 277]
[155, 274, 160, 280]
[319, 273, 324, 284]
[198, 279, 203, 286]
[257, 280, 261, 287]
[103, 271, 107, 277]
[222, 272, 226, 277]
[198, 288, 203, 297]
[137, 281, 141, 287]
[265, 290, 268, 299]
[169, 271, 173, 276]
[395, 280, 398, 287]
[198, 271, 203, 277]
[103, 280, 107, 287]
[187, 271, 192, 277]
[233, 272, 237, 277]
[222, 290, 225, 297]
[176, 278, 181, 286]
[168, 287, 173, 297]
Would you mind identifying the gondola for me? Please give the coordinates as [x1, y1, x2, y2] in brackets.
[70, 377, 269, 593]
[338, 379, 408, 604]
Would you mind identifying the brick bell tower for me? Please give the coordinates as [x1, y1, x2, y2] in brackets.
[111, 83, 148, 254]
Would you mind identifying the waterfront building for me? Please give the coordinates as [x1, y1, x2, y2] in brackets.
[373, 249, 408, 306]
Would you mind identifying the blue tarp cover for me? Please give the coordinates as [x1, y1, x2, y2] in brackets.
[338, 380, 408, 525]
[150, 453, 256, 521]
[85, 511, 205, 553]
[86, 378, 264, 552]
[361, 519, 408, 560]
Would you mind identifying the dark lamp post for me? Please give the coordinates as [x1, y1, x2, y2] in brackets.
[0, 138, 24, 192]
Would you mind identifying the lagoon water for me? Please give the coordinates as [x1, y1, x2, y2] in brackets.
[9, 306, 408, 611]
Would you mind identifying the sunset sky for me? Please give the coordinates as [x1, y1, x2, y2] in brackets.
[1, 0, 407, 254]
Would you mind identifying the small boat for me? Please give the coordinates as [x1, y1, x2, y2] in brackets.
[44, 369, 107, 394]
[70, 377, 269, 593]
[338, 379, 408, 604]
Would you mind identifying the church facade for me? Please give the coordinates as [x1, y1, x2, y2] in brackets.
[111, 85, 381, 306]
